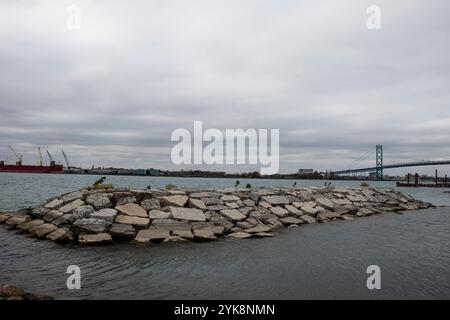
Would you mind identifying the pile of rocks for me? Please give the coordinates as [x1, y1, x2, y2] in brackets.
[0, 186, 433, 245]
[0, 284, 53, 300]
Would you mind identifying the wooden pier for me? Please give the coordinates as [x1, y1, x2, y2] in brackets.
[396, 172, 450, 188]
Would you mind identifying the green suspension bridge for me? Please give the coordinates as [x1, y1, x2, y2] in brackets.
[331, 145, 450, 180]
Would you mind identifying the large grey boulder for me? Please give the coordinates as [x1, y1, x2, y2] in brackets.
[205, 211, 234, 232]
[90, 209, 117, 222]
[140, 199, 161, 211]
[0, 213, 11, 223]
[201, 197, 224, 206]
[46, 228, 74, 243]
[59, 199, 85, 214]
[116, 196, 137, 206]
[30, 223, 58, 238]
[71, 218, 111, 234]
[30, 207, 50, 219]
[71, 205, 95, 218]
[6, 215, 30, 226]
[170, 207, 206, 222]
[115, 203, 147, 218]
[43, 210, 63, 223]
[17, 219, 45, 232]
[86, 194, 112, 209]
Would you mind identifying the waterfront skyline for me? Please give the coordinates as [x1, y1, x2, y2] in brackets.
[1, 0, 450, 175]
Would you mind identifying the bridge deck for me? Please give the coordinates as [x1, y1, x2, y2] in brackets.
[333, 160, 450, 175]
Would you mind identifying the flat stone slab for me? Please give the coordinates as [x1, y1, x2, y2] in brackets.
[300, 205, 318, 216]
[90, 209, 117, 222]
[285, 205, 302, 216]
[17, 219, 45, 232]
[78, 233, 112, 245]
[261, 195, 290, 205]
[245, 224, 272, 233]
[148, 210, 172, 220]
[227, 232, 252, 239]
[253, 232, 274, 238]
[269, 206, 289, 217]
[46, 228, 73, 242]
[280, 217, 303, 225]
[115, 203, 147, 218]
[45, 199, 63, 209]
[61, 191, 84, 203]
[134, 228, 170, 243]
[30, 223, 58, 238]
[59, 199, 85, 214]
[315, 197, 335, 210]
[161, 195, 189, 207]
[172, 229, 194, 240]
[115, 215, 150, 227]
[193, 228, 217, 241]
[221, 195, 240, 202]
[0, 214, 11, 223]
[300, 215, 316, 224]
[188, 198, 207, 210]
[220, 209, 246, 222]
[170, 207, 206, 222]
[109, 223, 136, 239]
[6, 215, 30, 226]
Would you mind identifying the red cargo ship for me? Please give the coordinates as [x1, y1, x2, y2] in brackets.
[0, 161, 64, 174]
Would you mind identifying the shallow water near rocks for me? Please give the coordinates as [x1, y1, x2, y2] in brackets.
[1, 173, 450, 299]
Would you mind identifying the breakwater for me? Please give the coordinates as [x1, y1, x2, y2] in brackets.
[0, 186, 433, 245]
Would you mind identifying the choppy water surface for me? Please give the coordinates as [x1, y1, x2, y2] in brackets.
[1, 172, 450, 299]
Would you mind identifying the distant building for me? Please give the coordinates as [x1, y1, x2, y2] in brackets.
[298, 169, 314, 175]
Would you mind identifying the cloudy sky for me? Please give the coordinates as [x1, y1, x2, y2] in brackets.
[0, 0, 449, 175]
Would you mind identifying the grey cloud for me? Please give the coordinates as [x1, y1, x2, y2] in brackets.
[1, 0, 450, 175]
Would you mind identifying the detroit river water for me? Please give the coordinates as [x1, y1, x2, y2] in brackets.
[1, 173, 450, 299]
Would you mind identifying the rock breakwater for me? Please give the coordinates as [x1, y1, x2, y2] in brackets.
[0, 186, 433, 245]
[0, 284, 53, 300]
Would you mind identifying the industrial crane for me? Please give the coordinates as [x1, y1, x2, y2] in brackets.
[38, 147, 43, 166]
[61, 149, 72, 173]
[7, 145, 23, 165]
[46, 150, 56, 166]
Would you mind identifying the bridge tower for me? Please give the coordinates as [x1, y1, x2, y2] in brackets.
[376, 145, 383, 180]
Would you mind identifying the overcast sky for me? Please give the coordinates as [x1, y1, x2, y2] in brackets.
[1, 0, 449, 175]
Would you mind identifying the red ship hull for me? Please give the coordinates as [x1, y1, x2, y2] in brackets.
[0, 163, 64, 174]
